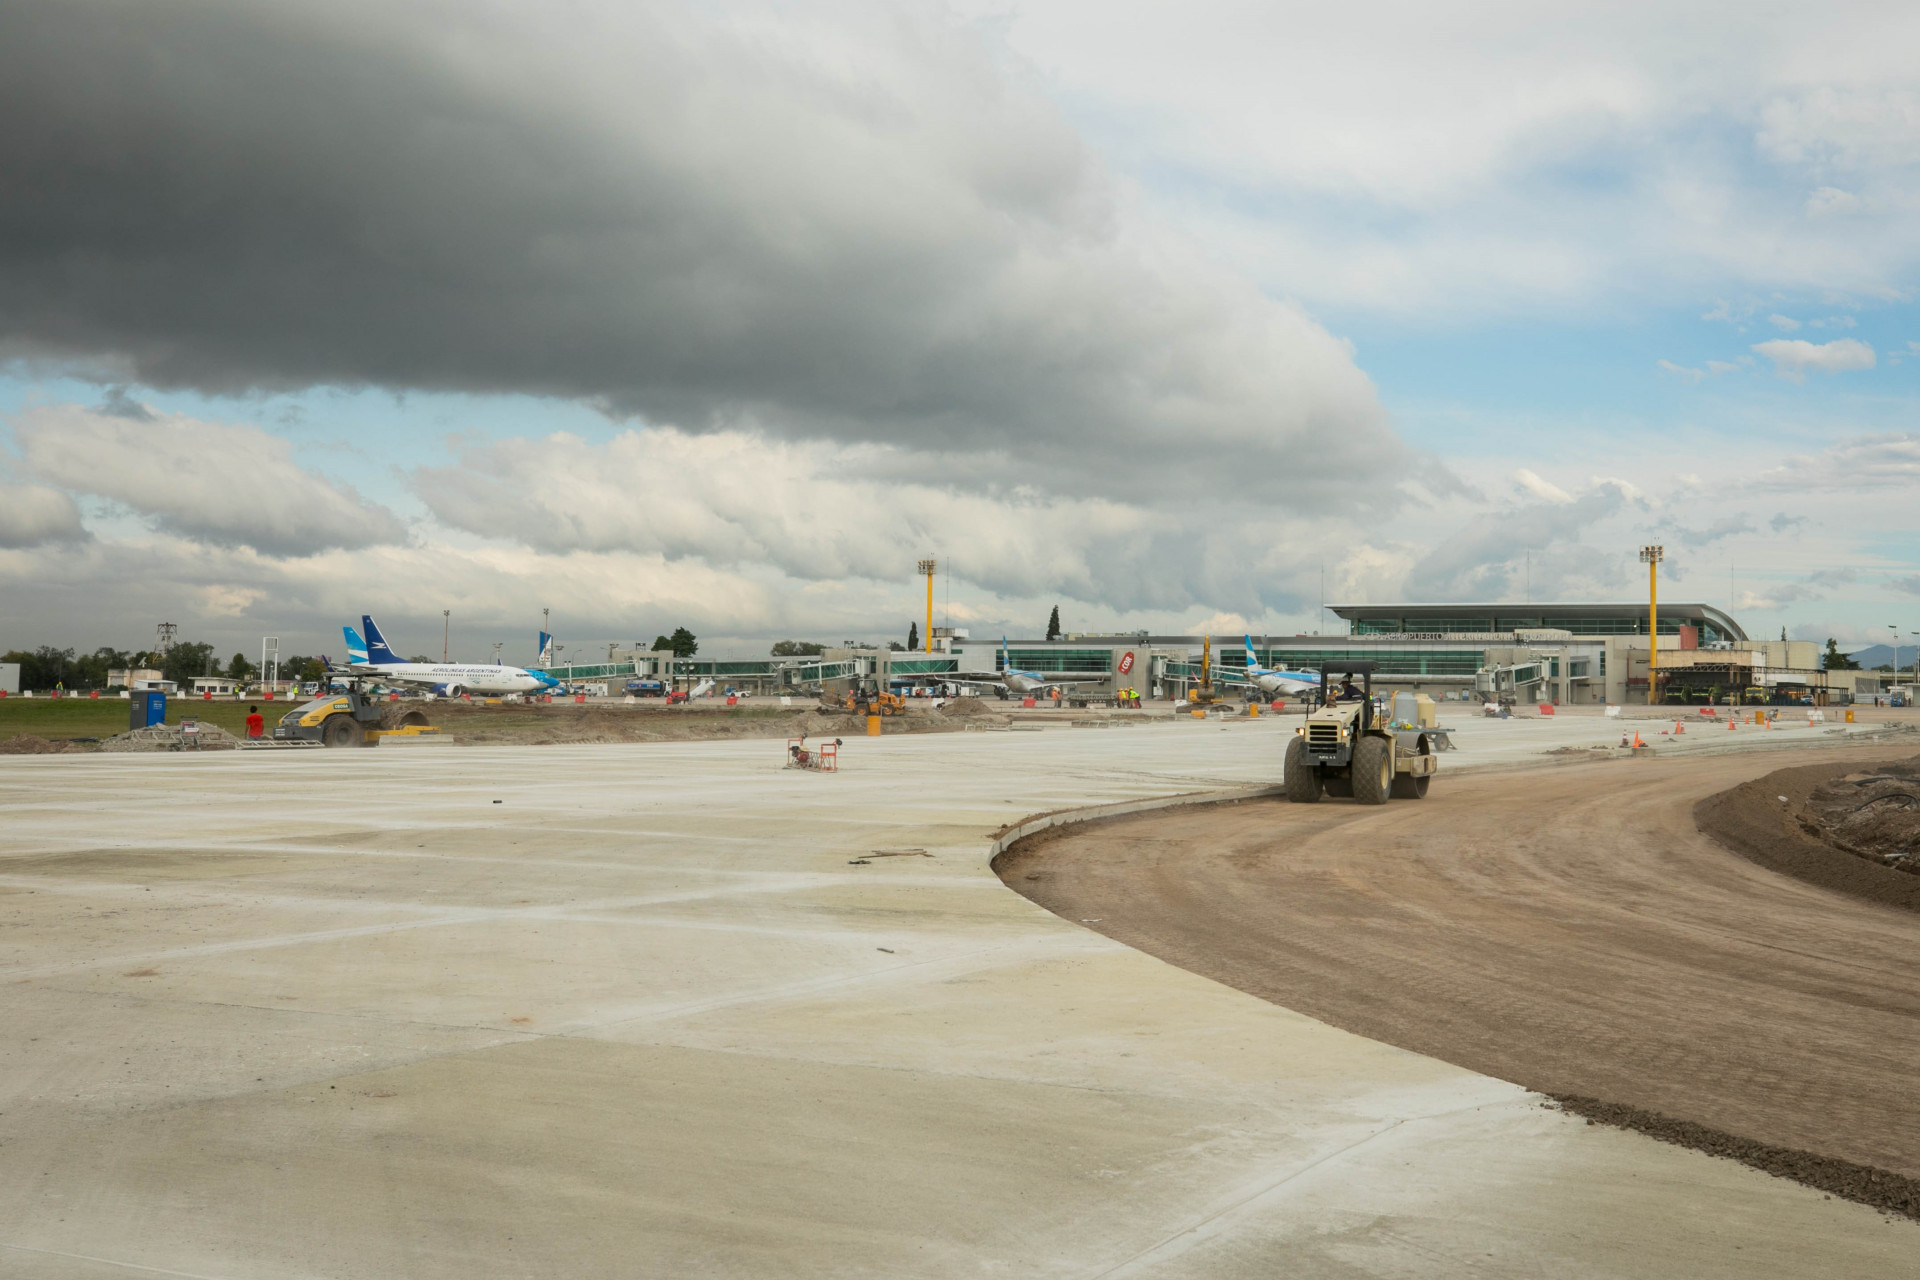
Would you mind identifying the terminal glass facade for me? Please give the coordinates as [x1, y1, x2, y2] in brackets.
[889, 658, 959, 676]
[1262, 647, 1485, 677]
[1349, 614, 1729, 644]
[997, 648, 1111, 674]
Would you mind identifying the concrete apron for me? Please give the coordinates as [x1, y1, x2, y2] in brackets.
[0, 720, 1912, 1279]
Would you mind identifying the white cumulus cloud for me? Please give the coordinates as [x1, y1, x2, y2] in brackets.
[0, 483, 88, 548]
[1749, 337, 1876, 382]
[13, 403, 407, 555]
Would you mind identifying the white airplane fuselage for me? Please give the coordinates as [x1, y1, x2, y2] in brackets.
[342, 662, 559, 696]
[1247, 669, 1319, 697]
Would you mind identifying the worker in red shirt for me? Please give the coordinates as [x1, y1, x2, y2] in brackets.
[245, 705, 265, 739]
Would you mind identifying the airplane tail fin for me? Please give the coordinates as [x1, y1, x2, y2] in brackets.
[343, 625, 369, 666]
[537, 630, 554, 667]
[1245, 634, 1264, 673]
[361, 615, 404, 665]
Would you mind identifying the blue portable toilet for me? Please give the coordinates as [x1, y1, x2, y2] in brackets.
[130, 690, 167, 730]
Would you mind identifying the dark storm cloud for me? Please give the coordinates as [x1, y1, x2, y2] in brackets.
[0, 0, 1401, 504]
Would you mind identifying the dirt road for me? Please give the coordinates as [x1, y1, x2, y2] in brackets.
[997, 745, 1920, 1192]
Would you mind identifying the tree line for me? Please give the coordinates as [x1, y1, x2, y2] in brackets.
[2, 644, 328, 692]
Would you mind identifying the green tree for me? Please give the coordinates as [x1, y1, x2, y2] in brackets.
[668, 626, 699, 658]
[1046, 605, 1061, 641]
[651, 635, 674, 651]
[771, 640, 825, 656]
[227, 653, 257, 681]
[907, 621, 919, 650]
[1821, 638, 1859, 671]
[161, 641, 217, 688]
[3, 646, 78, 691]
[75, 646, 134, 688]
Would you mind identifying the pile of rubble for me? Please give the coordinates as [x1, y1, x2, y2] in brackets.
[1806, 759, 1920, 875]
[100, 723, 244, 752]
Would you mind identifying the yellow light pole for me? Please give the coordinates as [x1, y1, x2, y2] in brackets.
[917, 559, 936, 653]
[1640, 545, 1664, 705]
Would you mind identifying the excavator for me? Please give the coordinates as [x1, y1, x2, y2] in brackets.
[1186, 635, 1228, 707]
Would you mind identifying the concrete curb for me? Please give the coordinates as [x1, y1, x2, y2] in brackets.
[988, 783, 1284, 859]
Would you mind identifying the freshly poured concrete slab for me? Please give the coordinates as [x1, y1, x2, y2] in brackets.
[0, 723, 1912, 1278]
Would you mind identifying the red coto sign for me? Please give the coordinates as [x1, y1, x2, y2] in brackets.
[1117, 651, 1135, 674]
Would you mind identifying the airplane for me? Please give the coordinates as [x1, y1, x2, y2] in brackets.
[1237, 636, 1322, 699]
[338, 615, 566, 698]
[951, 637, 1114, 698]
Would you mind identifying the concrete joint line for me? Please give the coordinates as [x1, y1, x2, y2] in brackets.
[1082, 1100, 1517, 1279]
[0, 1241, 233, 1279]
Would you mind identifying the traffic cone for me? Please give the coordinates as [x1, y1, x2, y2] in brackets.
[1727, 716, 1736, 730]
[1633, 731, 1645, 747]
[1674, 721, 1684, 734]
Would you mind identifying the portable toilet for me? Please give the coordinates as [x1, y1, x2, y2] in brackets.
[130, 689, 167, 730]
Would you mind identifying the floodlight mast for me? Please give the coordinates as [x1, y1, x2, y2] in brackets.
[1640, 545, 1664, 705]
[917, 559, 937, 653]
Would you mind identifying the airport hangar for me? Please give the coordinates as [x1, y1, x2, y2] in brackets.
[529, 602, 1881, 705]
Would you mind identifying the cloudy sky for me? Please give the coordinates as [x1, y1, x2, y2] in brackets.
[4, 0, 1919, 663]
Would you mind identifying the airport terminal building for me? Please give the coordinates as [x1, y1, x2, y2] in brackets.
[533, 602, 1883, 705]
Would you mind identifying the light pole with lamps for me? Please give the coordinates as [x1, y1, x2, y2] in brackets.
[442, 610, 450, 662]
[1640, 545, 1663, 705]
[917, 559, 936, 653]
[1899, 625, 1919, 706]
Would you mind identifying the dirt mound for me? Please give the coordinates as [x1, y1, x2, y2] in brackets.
[1695, 754, 1920, 913]
[0, 734, 86, 754]
[933, 696, 994, 717]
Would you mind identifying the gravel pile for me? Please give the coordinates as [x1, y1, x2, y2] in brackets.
[100, 723, 243, 752]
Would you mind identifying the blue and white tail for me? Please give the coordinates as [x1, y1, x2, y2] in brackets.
[537, 630, 554, 667]
[1244, 634, 1263, 673]
[343, 625, 370, 666]
[361, 615, 404, 666]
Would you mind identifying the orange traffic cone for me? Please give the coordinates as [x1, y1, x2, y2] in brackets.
[1633, 731, 1646, 747]
[1674, 721, 1685, 734]
[1727, 716, 1736, 730]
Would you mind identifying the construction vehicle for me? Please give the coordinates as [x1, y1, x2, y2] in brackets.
[1285, 660, 1436, 804]
[273, 684, 437, 748]
[831, 675, 906, 717]
[1186, 635, 1227, 707]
